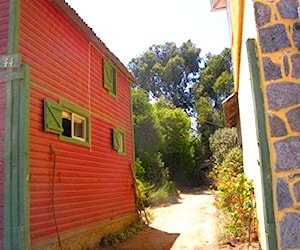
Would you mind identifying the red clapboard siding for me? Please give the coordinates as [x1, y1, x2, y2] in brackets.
[29, 88, 135, 243]
[19, 0, 135, 244]
[0, 0, 9, 54]
[0, 80, 6, 246]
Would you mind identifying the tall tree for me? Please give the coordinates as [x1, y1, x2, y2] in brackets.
[128, 40, 201, 114]
[132, 89, 167, 185]
[154, 99, 194, 185]
[194, 48, 234, 157]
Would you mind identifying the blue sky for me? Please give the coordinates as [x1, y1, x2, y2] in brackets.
[65, 0, 230, 65]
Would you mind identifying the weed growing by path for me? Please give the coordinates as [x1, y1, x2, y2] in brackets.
[99, 220, 145, 248]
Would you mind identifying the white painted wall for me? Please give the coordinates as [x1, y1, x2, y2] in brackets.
[237, 2, 267, 249]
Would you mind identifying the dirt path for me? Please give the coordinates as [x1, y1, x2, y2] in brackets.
[103, 190, 260, 250]
[107, 190, 219, 250]
[150, 191, 218, 249]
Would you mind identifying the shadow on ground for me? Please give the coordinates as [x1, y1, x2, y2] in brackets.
[100, 226, 179, 250]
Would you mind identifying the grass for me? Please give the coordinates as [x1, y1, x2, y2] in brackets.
[99, 220, 145, 248]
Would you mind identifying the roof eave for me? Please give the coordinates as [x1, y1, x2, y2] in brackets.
[210, 0, 227, 11]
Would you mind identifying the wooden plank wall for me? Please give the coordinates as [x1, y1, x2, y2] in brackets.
[19, 0, 136, 244]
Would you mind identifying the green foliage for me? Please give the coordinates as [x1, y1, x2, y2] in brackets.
[195, 48, 234, 157]
[132, 89, 168, 187]
[210, 148, 257, 243]
[132, 89, 163, 157]
[147, 181, 179, 206]
[209, 127, 237, 164]
[155, 103, 195, 185]
[135, 159, 179, 207]
[134, 158, 145, 181]
[99, 220, 145, 247]
[143, 153, 169, 187]
[128, 40, 201, 114]
[130, 44, 234, 191]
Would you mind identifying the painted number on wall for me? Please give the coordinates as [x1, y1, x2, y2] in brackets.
[0, 54, 20, 69]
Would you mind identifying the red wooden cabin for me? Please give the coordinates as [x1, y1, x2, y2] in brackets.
[0, 0, 137, 248]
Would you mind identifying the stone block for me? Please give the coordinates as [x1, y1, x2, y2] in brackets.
[266, 82, 300, 110]
[275, 137, 300, 171]
[268, 114, 287, 137]
[291, 54, 300, 78]
[289, 173, 300, 179]
[259, 24, 291, 53]
[262, 57, 282, 80]
[276, 178, 293, 210]
[286, 107, 300, 132]
[280, 213, 300, 250]
[254, 2, 271, 28]
[277, 0, 298, 19]
[293, 22, 300, 50]
[294, 181, 300, 202]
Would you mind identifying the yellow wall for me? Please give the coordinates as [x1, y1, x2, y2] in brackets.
[230, 0, 300, 249]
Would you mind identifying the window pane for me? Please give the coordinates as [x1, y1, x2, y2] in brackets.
[62, 111, 72, 137]
[73, 114, 85, 139]
[118, 132, 124, 152]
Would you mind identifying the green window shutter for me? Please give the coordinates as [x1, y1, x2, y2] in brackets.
[103, 59, 113, 92]
[113, 128, 120, 151]
[112, 128, 125, 154]
[44, 99, 63, 134]
[103, 59, 117, 96]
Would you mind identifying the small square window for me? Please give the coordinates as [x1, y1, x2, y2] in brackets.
[62, 111, 87, 142]
[44, 99, 90, 147]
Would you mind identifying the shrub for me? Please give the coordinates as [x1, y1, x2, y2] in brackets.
[211, 147, 257, 243]
[209, 127, 237, 164]
[147, 181, 179, 206]
[134, 158, 178, 208]
[99, 220, 145, 247]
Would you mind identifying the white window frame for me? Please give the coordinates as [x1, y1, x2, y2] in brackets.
[62, 110, 87, 142]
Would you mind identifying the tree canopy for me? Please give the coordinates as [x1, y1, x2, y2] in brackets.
[128, 40, 201, 114]
[194, 48, 234, 157]
[129, 41, 234, 189]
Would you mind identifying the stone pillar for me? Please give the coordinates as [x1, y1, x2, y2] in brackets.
[253, 0, 300, 249]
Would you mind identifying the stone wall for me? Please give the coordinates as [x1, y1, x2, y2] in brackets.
[253, 0, 300, 249]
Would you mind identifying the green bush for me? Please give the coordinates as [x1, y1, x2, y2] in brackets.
[210, 147, 257, 243]
[99, 220, 145, 247]
[209, 127, 237, 164]
[134, 158, 178, 208]
[147, 181, 179, 206]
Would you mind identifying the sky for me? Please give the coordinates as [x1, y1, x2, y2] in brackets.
[65, 0, 231, 66]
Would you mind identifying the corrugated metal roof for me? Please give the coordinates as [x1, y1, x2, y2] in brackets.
[51, 0, 137, 83]
[210, 0, 227, 11]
